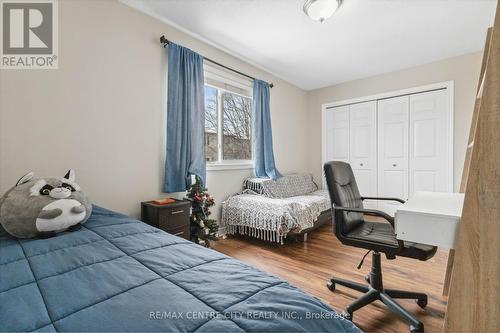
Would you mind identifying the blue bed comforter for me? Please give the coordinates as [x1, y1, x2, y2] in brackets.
[0, 206, 360, 332]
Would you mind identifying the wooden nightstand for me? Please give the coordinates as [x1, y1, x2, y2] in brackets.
[141, 200, 191, 240]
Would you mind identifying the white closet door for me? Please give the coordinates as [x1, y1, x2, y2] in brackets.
[377, 96, 409, 215]
[409, 90, 450, 196]
[349, 101, 377, 209]
[325, 106, 350, 162]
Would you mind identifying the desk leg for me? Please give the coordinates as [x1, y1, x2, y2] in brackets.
[442, 249, 455, 296]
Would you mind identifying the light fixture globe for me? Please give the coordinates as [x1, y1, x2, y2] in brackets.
[303, 0, 342, 22]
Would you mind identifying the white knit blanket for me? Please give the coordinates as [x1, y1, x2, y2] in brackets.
[222, 190, 331, 243]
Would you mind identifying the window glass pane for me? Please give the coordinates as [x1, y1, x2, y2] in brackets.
[204, 86, 218, 162]
[221, 91, 252, 160]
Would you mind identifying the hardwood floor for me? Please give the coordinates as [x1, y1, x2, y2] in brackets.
[213, 223, 448, 333]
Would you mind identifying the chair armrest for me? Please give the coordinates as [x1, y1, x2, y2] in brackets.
[332, 205, 404, 251]
[361, 196, 406, 204]
[332, 206, 394, 226]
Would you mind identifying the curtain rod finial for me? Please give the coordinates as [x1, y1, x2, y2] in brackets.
[270, 83, 274, 88]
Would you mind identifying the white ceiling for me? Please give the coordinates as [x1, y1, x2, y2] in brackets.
[122, 0, 497, 90]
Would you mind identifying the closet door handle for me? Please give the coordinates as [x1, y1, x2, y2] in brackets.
[392, 164, 397, 167]
[359, 163, 364, 166]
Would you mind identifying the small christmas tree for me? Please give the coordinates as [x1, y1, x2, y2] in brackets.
[185, 177, 218, 247]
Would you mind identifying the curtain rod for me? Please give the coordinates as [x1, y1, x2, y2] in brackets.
[160, 35, 274, 88]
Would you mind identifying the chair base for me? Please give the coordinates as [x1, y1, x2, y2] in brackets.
[327, 252, 427, 333]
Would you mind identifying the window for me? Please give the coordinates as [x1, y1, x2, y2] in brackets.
[204, 63, 253, 169]
[205, 86, 218, 162]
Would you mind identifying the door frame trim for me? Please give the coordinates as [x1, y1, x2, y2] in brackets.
[321, 80, 454, 192]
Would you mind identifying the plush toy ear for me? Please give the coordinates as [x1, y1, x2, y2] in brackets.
[64, 169, 76, 182]
[16, 172, 34, 186]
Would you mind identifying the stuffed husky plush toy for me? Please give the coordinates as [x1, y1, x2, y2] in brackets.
[0, 170, 92, 239]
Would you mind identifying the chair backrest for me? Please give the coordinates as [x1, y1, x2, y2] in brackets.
[323, 161, 365, 235]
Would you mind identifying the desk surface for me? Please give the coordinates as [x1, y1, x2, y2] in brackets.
[397, 192, 465, 218]
[395, 191, 464, 249]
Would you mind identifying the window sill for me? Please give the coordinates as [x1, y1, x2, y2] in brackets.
[207, 162, 253, 171]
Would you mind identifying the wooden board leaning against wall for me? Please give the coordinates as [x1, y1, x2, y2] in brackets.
[443, 2, 500, 332]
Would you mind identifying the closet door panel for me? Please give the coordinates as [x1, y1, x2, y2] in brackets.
[352, 169, 372, 198]
[349, 101, 377, 209]
[377, 96, 409, 215]
[325, 106, 349, 162]
[409, 90, 450, 196]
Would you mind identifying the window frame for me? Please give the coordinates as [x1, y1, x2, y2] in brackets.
[205, 83, 254, 171]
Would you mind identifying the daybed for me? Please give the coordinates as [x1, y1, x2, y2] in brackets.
[0, 205, 359, 333]
[221, 174, 332, 243]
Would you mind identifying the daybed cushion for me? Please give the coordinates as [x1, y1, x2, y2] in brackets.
[0, 205, 359, 333]
[222, 190, 331, 241]
[244, 174, 318, 198]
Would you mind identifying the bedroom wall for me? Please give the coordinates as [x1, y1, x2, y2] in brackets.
[0, 0, 309, 219]
[306, 52, 483, 192]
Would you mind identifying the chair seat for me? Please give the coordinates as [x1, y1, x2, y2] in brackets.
[347, 222, 437, 261]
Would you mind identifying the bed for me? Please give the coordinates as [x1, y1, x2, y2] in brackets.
[222, 174, 332, 243]
[0, 205, 360, 332]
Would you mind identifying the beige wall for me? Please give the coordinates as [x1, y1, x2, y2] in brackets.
[307, 52, 483, 191]
[0, 0, 309, 219]
[0, 0, 482, 222]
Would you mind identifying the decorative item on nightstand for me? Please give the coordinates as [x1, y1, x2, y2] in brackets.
[140, 199, 191, 240]
[185, 178, 218, 247]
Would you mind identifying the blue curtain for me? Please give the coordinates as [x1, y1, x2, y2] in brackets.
[164, 43, 206, 193]
[253, 79, 281, 180]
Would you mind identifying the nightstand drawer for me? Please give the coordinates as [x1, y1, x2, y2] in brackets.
[166, 224, 190, 240]
[159, 207, 189, 229]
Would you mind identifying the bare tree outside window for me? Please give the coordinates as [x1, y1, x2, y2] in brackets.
[204, 85, 252, 163]
[204, 86, 218, 162]
[222, 92, 252, 160]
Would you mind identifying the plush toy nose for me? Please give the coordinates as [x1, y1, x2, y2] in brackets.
[49, 187, 71, 199]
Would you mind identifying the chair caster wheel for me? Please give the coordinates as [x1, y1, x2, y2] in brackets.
[327, 280, 336, 291]
[410, 323, 424, 332]
[416, 296, 427, 309]
[343, 311, 353, 321]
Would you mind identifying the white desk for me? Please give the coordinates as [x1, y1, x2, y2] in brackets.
[395, 191, 465, 249]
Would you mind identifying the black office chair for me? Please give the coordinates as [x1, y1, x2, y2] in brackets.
[323, 161, 437, 333]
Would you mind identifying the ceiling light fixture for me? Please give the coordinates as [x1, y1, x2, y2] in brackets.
[303, 0, 342, 23]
